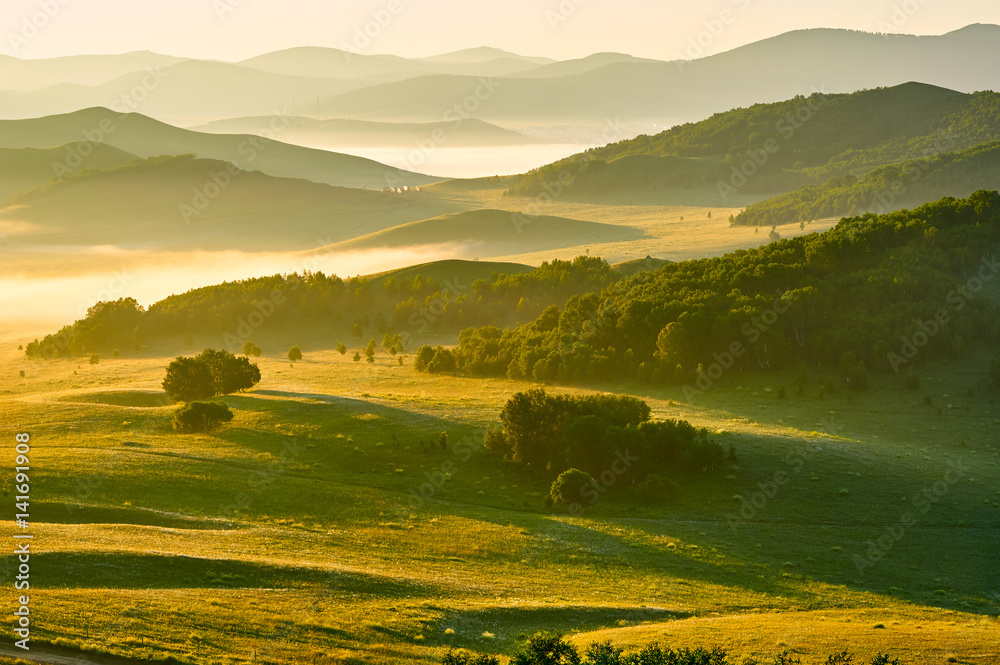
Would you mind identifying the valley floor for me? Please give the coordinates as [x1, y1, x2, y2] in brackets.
[2, 330, 998, 664]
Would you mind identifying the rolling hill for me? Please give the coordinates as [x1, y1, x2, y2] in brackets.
[187, 116, 539, 148]
[314, 26, 1000, 126]
[734, 140, 1000, 226]
[0, 50, 186, 90]
[239, 46, 551, 80]
[508, 83, 1000, 201]
[0, 59, 380, 125]
[0, 107, 440, 188]
[0, 142, 138, 201]
[0, 154, 451, 251]
[315, 208, 644, 257]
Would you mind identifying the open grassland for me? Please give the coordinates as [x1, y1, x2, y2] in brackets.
[2, 323, 999, 665]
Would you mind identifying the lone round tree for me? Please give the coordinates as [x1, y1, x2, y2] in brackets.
[162, 356, 215, 403]
[288, 346, 303, 362]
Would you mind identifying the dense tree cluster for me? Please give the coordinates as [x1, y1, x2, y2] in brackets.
[25, 297, 144, 358]
[444, 634, 903, 665]
[162, 349, 260, 403]
[172, 401, 234, 433]
[457, 193, 1000, 385]
[489, 389, 720, 486]
[734, 141, 1000, 227]
[508, 86, 1000, 198]
[25, 257, 617, 359]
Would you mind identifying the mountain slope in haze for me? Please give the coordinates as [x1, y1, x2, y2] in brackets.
[0, 142, 138, 201]
[514, 53, 662, 78]
[0, 155, 450, 251]
[319, 208, 644, 257]
[0, 108, 440, 188]
[0, 51, 186, 90]
[734, 140, 1000, 226]
[239, 46, 550, 81]
[508, 83, 1000, 199]
[0, 59, 384, 125]
[315, 26, 1000, 126]
[187, 116, 539, 148]
[421, 47, 551, 65]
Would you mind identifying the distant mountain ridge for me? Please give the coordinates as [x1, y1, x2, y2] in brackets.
[0, 107, 440, 188]
[2, 26, 997, 129]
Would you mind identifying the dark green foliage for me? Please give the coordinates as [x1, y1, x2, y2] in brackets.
[163, 350, 260, 403]
[336, 342, 348, 355]
[511, 633, 581, 665]
[25, 297, 144, 358]
[162, 356, 216, 403]
[637, 474, 677, 502]
[415, 345, 436, 371]
[443, 637, 897, 665]
[735, 140, 1000, 227]
[28, 257, 621, 361]
[991, 351, 1000, 387]
[550, 469, 597, 505]
[497, 389, 718, 486]
[848, 362, 869, 391]
[172, 401, 234, 433]
[415, 345, 457, 373]
[441, 651, 501, 665]
[483, 424, 511, 457]
[509, 85, 1000, 199]
[458, 192, 1000, 383]
[287, 346, 302, 362]
[195, 349, 261, 395]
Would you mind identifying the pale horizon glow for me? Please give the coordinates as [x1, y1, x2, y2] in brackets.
[3, 0, 999, 62]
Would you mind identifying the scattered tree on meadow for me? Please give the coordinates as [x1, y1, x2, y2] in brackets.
[162, 356, 216, 403]
[242, 340, 262, 357]
[337, 342, 348, 355]
[172, 401, 234, 433]
[287, 345, 303, 362]
[549, 469, 597, 506]
[162, 350, 260, 403]
[196, 349, 261, 395]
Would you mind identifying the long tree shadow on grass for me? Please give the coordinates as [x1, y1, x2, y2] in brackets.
[21, 552, 448, 597]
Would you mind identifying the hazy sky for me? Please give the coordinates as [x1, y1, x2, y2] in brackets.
[4, 0, 1000, 61]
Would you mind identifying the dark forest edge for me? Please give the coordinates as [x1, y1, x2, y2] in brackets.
[443, 633, 904, 665]
[22, 192, 1000, 394]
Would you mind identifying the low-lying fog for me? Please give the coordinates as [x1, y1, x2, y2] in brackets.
[0, 245, 466, 340]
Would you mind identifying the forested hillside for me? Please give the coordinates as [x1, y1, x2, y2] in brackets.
[508, 84, 1000, 198]
[23, 257, 619, 358]
[734, 140, 1000, 226]
[457, 192, 1000, 384]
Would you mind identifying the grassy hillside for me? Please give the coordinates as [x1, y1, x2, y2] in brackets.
[0, 154, 449, 251]
[319, 209, 644, 257]
[735, 140, 1000, 226]
[0, 108, 441, 188]
[0, 142, 138, 201]
[4, 328, 998, 664]
[509, 83, 1000, 201]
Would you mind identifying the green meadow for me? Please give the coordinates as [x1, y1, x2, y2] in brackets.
[4, 320, 999, 664]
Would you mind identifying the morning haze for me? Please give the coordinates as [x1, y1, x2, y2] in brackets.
[2, 2, 999, 664]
